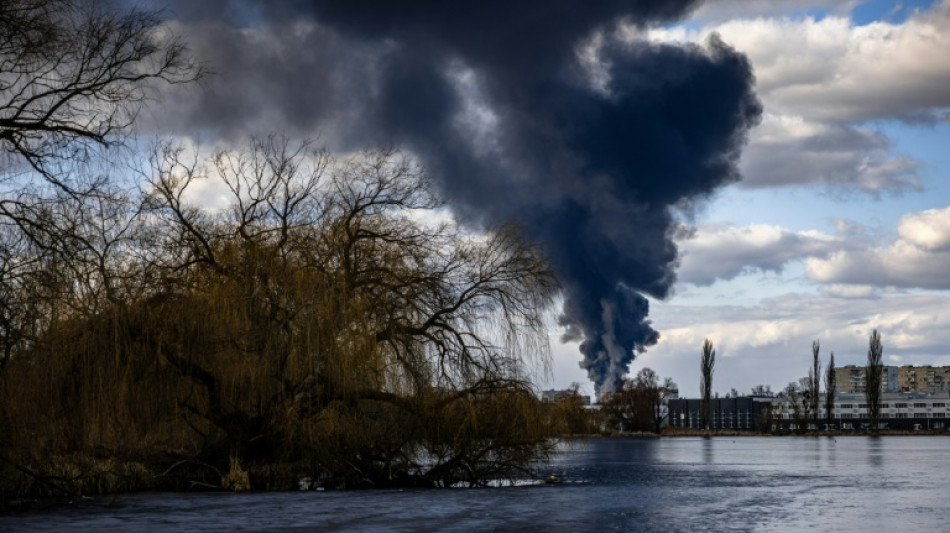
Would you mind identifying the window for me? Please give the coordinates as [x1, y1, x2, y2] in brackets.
[858, 404, 868, 408]
[914, 403, 927, 408]
[881, 404, 890, 408]
[839, 404, 853, 409]
[932, 413, 946, 419]
[932, 403, 946, 408]
[893, 413, 907, 419]
[895, 403, 908, 408]
[915, 412, 928, 418]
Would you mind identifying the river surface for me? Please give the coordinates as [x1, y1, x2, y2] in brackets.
[3, 436, 949, 532]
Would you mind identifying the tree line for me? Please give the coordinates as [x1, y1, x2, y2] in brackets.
[694, 331, 886, 433]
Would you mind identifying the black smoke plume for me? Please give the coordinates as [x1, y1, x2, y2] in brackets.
[142, 0, 761, 394]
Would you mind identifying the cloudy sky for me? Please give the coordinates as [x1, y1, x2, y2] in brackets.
[603, 0, 950, 397]
[137, 0, 950, 397]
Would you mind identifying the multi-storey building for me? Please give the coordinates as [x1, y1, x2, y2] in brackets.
[835, 365, 898, 393]
[898, 365, 950, 393]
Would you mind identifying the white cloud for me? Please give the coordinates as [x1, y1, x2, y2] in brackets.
[820, 283, 878, 299]
[677, 205, 950, 291]
[677, 223, 842, 285]
[673, 4, 950, 124]
[805, 206, 950, 289]
[641, 291, 950, 395]
[898, 206, 950, 251]
[644, 1, 950, 191]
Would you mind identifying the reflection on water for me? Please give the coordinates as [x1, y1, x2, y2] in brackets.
[702, 436, 713, 464]
[867, 435, 884, 467]
[3, 436, 949, 532]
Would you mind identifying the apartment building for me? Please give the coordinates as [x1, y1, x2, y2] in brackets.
[835, 365, 899, 393]
[898, 365, 950, 392]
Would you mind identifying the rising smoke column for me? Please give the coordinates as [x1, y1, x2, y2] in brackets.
[146, 0, 762, 394]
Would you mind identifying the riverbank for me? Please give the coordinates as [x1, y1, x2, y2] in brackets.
[591, 427, 950, 438]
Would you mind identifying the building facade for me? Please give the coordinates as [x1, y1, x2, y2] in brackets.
[835, 365, 898, 393]
[898, 365, 950, 393]
[670, 391, 950, 432]
[770, 391, 949, 431]
[666, 397, 775, 431]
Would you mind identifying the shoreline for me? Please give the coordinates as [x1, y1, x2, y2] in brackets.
[563, 429, 950, 438]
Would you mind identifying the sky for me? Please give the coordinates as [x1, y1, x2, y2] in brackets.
[134, 0, 950, 398]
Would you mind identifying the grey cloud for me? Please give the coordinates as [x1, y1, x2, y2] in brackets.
[677, 224, 845, 286]
[739, 120, 919, 192]
[806, 206, 950, 290]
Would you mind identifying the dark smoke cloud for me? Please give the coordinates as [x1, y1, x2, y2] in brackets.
[142, 0, 761, 394]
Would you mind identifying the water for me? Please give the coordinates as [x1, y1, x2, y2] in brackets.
[3, 436, 949, 532]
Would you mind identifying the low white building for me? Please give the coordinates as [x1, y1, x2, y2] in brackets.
[771, 391, 949, 431]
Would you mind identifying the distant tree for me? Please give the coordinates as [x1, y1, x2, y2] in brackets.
[637, 368, 675, 433]
[824, 352, 836, 430]
[663, 377, 677, 397]
[866, 330, 884, 432]
[546, 383, 594, 436]
[700, 339, 716, 430]
[602, 378, 649, 432]
[750, 384, 774, 397]
[810, 340, 822, 429]
[782, 381, 804, 432]
[727, 388, 739, 398]
[605, 374, 642, 432]
[602, 368, 674, 434]
[797, 376, 813, 431]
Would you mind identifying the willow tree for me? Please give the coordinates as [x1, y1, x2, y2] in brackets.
[0, 0, 199, 370]
[0, 1, 200, 494]
[700, 339, 715, 430]
[0, 140, 561, 494]
[865, 330, 884, 432]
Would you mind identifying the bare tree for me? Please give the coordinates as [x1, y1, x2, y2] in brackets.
[865, 330, 884, 432]
[0, 1, 200, 375]
[603, 368, 672, 434]
[824, 352, 836, 430]
[700, 338, 715, 431]
[141, 143, 560, 485]
[782, 381, 804, 431]
[0, 0, 199, 188]
[1, 143, 563, 493]
[636, 368, 673, 433]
